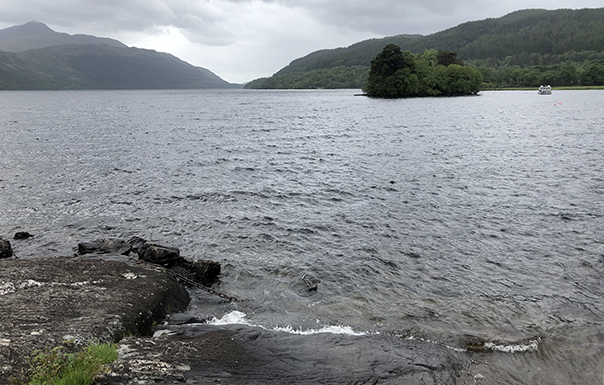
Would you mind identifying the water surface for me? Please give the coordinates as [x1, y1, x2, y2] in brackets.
[1, 89, 603, 383]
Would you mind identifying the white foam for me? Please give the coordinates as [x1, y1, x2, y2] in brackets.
[0, 280, 42, 296]
[209, 311, 251, 326]
[19, 279, 42, 289]
[207, 311, 369, 336]
[405, 335, 467, 352]
[484, 337, 540, 353]
[272, 324, 367, 336]
[0, 283, 16, 296]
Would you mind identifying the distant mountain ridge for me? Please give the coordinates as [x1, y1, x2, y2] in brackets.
[0, 22, 238, 90]
[247, 7, 604, 89]
[0, 21, 126, 52]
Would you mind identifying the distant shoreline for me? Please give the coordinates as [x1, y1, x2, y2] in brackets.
[481, 86, 604, 91]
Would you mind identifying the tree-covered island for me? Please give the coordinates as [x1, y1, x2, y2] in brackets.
[363, 44, 483, 98]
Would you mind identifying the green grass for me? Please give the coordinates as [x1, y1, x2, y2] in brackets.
[12, 342, 117, 385]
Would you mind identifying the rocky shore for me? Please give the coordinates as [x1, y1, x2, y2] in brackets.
[0, 256, 190, 384]
[1, 235, 477, 384]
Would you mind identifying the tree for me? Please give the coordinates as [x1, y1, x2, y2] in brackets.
[436, 50, 465, 66]
[364, 44, 416, 97]
[364, 45, 483, 98]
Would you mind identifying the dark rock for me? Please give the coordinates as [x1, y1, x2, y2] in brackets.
[301, 273, 319, 291]
[78, 238, 132, 255]
[13, 232, 33, 240]
[139, 243, 180, 268]
[175, 259, 221, 286]
[0, 238, 12, 259]
[292, 273, 320, 296]
[166, 313, 207, 325]
[0, 257, 190, 383]
[98, 324, 469, 385]
[127, 236, 147, 255]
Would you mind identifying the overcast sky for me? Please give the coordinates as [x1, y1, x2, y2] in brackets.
[0, 1, 602, 83]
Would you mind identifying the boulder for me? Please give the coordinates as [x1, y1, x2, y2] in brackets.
[139, 243, 180, 268]
[13, 232, 33, 240]
[127, 236, 147, 255]
[175, 259, 221, 286]
[0, 238, 12, 259]
[78, 238, 132, 255]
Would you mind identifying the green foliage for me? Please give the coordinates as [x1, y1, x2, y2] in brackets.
[248, 8, 604, 90]
[244, 66, 369, 89]
[436, 50, 465, 66]
[363, 45, 483, 98]
[11, 342, 117, 385]
[476, 61, 604, 88]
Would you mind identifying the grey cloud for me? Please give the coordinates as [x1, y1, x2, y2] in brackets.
[223, 0, 476, 34]
[0, 0, 235, 44]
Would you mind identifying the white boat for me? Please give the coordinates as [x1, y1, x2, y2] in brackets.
[538, 85, 552, 95]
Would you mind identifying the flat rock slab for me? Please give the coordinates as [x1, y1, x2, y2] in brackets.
[99, 324, 470, 385]
[0, 257, 190, 384]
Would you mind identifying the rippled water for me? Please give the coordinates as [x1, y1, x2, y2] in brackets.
[1, 89, 603, 383]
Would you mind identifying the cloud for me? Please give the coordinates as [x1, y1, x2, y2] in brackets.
[1, 0, 603, 83]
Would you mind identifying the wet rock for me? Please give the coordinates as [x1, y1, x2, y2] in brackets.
[98, 324, 469, 385]
[302, 273, 320, 291]
[166, 313, 207, 325]
[78, 238, 132, 255]
[13, 232, 33, 240]
[139, 243, 180, 268]
[292, 273, 320, 296]
[0, 239, 12, 259]
[127, 236, 147, 255]
[174, 259, 221, 286]
[0, 257, 190, 383]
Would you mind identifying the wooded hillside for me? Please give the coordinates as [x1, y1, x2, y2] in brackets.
[246, 8, 604, 89]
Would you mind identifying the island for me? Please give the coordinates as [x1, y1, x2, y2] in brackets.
[363, 44, 483, 98]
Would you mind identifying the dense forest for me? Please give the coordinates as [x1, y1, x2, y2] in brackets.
[364, 46, 482, 98]
[246, 8, 604, 89]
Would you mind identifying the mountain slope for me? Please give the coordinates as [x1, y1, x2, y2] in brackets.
[248, 7, 604, 89]
[0, 21, 126, 52]
[0, 22, 237, 90]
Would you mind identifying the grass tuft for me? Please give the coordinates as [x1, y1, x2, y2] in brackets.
[11, 342, 117, 385]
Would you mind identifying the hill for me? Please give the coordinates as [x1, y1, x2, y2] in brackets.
[247, 8, 604, 89]
[0, 22, 238, 90]
[0, 21, 127, 52]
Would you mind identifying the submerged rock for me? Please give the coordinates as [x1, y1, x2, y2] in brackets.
[0, 238, 12, 259]
[292, 273, 320, 296]
[0, 257, 190, 383]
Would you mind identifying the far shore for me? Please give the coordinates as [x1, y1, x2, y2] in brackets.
[481, 85, 604, 91]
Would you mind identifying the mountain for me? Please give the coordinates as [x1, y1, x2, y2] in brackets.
[247, 8, 604, 89]
[0, 22, 238, 90]
[0, 21, 126, 52]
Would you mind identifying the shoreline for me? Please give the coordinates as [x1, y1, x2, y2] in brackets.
[0, 255, 479, 384]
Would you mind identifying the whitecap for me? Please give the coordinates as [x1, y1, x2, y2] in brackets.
[483, 337, 541, 353]
[207, 311, 369, 336]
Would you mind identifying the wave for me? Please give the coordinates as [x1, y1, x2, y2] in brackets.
[483, 337, 541, 353]
[207, 311, 370, 336]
